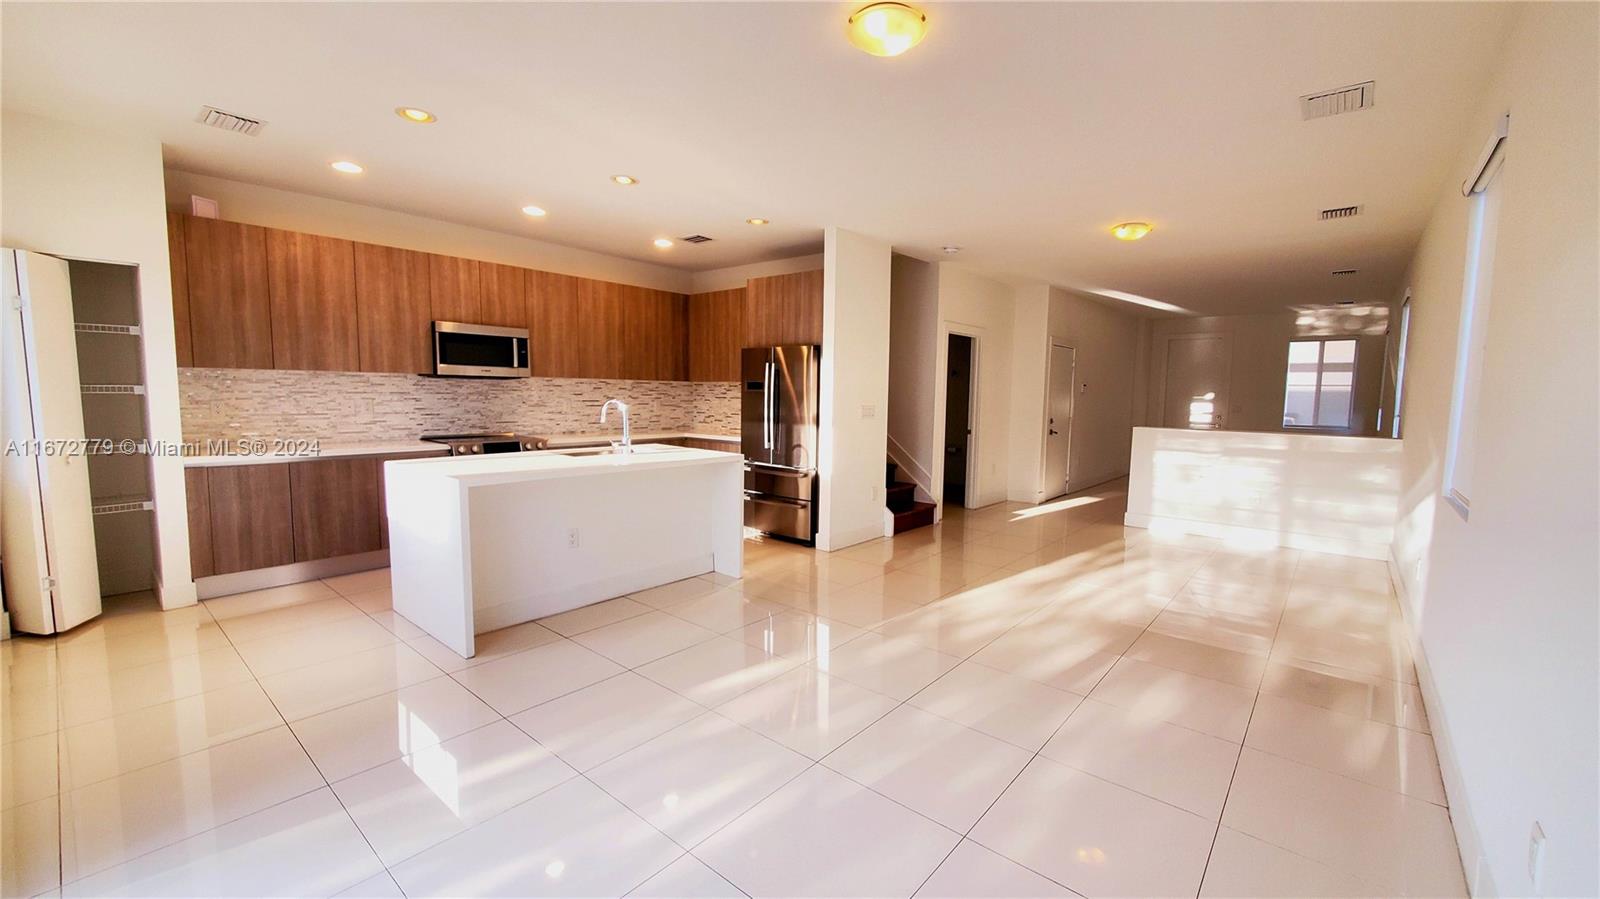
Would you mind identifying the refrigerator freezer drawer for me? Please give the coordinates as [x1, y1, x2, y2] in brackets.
[744, 493, 813, 541]
[744, 467, 815, 502]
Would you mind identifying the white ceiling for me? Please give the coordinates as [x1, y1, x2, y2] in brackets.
[2, 2, 1514, 315]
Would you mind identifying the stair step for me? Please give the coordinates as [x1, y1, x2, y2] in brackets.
[892, 501, 936, 535]
[884, 461, 899, 487]
[885, 482, 917, 514]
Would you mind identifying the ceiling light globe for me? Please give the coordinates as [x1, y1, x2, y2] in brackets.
[847, 2, 927, 57]
[1111, 222, 1153, 241]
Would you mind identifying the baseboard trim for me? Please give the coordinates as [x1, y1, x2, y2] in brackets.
[1387, 550, 1487, 896]
[1122, 512, 1389, 560]
[196, 550, 390, 599]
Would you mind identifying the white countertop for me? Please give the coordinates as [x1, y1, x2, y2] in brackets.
[182, 440, 448, 468]
[385, 442, 742, 487]
[543, 431, 739, 447]
[181, 432, 740, 467]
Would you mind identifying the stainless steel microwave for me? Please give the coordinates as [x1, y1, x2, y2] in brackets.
[432, 321, 530, 378]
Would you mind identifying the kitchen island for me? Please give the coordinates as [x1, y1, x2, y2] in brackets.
[384, 444, 744, 657]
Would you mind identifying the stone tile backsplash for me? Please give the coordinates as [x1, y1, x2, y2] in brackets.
[178, 368, 740, 443]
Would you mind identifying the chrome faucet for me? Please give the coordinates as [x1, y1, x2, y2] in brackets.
[599, 399, 631, 454]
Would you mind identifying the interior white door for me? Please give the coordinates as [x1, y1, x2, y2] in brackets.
[1162, 335, 1230, 429]
[1041, 343, 1076, 500]
[1, 249, 102, 633]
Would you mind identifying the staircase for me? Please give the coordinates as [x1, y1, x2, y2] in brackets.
[886, 461, 935, 534]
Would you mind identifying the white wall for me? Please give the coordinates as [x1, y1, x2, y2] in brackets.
[689, 253, 825, 294]
[887, 254, 940, 492]
[816, 227, 891, 551]
[1144, 308, 1388, 436]
[1008, 286, 1144, 502]
[166, 170, 693, 293]
[1385, 5, 1598, 896]
[2, 111, 196, 607]
[933, 266, 1014, 509]
[1050, 289, 1143, 489]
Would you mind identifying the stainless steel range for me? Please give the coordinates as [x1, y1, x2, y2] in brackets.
[421, 432, 549, 456]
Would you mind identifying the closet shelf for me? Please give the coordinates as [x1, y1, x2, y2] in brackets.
[91, 495, 154, 516]
[75, 323, 142, 336]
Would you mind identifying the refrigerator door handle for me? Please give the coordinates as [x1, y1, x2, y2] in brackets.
[768, 358, 780, 447]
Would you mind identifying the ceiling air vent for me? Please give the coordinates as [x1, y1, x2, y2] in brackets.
[1331, 269, 1359, 276]
[1319, 205, 1362, 221]
[1300, 81, 1375, 120]
[679, 234, 714, 244]
[196, 106, 265, 136]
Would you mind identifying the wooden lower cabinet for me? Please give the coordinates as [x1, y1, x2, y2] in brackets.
[206, 465, 294, 575]
[289, 458, 382, 562]
[184, 468, 214, 578]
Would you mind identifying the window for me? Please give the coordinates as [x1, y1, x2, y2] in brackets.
[1443, 126, 1506, 520]
[1390, 298, 1412, 438]
[1282, 338, 1358, 429]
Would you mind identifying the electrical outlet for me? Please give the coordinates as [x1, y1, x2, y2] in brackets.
[567, 528, 580, 549]
[1528, 821, 1546, 893]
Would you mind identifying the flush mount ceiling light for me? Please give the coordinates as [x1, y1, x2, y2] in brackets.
[847, 2, 928, 57]
[746, 218, 770, 226]
[612, 175, 639, 186]
[521, 205, 547, 217]
[394, 107, 436, 124]
[330, 160, 364, 174]
[942, 246, 961, 254]
[1111, 222, 1152, 241]
[653, 238, 674, 249]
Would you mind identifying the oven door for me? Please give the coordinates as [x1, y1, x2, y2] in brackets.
[434, 322, 530, 378]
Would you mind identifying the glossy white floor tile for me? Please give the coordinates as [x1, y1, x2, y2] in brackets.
[822, 705, 1032, 831]
[331, 720, 575, 866]
[970, 756, 1217, 898]
[1, 480, 1468, 897]
[588, 710, 811, 845]
[509, 672, 704, 772]
[388, 777, 681, 898]
[289, 676, 499, 782]
[914, 839, 1077, 898]
[696, 765, 961, 898]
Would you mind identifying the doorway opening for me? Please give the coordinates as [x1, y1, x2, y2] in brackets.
[1041, 342, 1076, 500]
[944, 333, 975, 507]
[1161, 334, 1230, 429]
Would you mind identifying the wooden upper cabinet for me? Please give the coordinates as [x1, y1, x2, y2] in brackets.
[429, 254, 481, 324]
[479, 262, 527, 329]
[266, 229, 358, 371]
[575, 277, 627, 379]
[184, 216, 274, 368]
[528, 270, 581, 378]
[355, 242, 433, 374]
[745, 270, 823, 347]
[688, 288, 744, 382]
[166, 212, 194, 367]
[289, 457, 382, 562]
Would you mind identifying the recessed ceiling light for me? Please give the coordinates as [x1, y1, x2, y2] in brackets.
[330, 160, 364, 174]
[746, 218, 770, 226]
[1111, 222, 1152, 241]
[942, 246, 961, 254]
[612, 175, 639, 186]
[394, 107, 436, 124]
[847, 2, 929, 57]
[521, 205, 547, 217]
[653, 238, 673, 249]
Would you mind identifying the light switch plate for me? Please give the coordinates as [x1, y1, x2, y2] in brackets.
[861, 404, 876, 419]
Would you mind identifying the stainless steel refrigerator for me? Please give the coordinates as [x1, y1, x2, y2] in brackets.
[742, 345, 820, 543]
